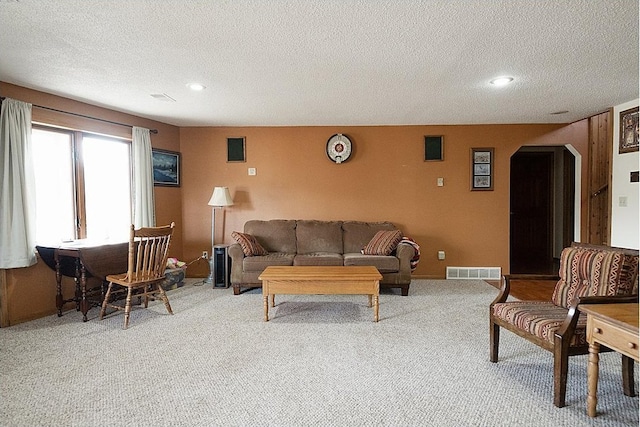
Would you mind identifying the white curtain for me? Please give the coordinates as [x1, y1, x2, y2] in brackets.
[132, 126, 155, 228]
[0, 98, 37, 268]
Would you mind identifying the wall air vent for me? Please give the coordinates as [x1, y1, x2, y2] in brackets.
[446, 266, 501, 280]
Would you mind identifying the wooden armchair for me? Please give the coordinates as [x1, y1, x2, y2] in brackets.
[100, 223, 175, 329]
[489, 243, 639, 407]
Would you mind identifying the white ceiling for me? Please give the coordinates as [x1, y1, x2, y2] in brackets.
[0, 0, 638, 127]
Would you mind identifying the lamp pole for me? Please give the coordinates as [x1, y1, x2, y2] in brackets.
[206, 187, 234, 285]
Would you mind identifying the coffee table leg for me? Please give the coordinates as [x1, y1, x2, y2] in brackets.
[367, 294, 372, 308]
[270, 294, 275, 307]
[373, 295, 379, 322]
[263, 295, 269, 322]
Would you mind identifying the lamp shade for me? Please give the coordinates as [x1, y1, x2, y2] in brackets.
[208, 187, 234, 207]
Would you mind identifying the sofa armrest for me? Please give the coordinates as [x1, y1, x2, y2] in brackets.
[396, 242, 415, 263]
[228, 243, 244, 284]
[396, 243, 416, 275]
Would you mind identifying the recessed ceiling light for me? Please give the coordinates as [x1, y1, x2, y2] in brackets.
[490, 76, 514, 87]
[187, 83, 206, 91]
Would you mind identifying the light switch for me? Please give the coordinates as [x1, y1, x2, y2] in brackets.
[619, 196, 628, 207]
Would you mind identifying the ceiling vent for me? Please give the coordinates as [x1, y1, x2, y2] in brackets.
[150, 93, 176, 102]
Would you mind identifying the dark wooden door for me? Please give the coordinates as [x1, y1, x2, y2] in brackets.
[510, 152, 554, 274]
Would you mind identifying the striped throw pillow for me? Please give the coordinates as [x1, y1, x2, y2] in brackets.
[231, 231, 268, 256]
[362, 230, 403, 256]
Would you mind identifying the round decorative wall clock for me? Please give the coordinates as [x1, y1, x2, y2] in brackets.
[326, 134, 352, 164]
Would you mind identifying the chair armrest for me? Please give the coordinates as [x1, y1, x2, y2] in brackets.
[490, 274, 559, 306]
[555, 294, 639, 341]
[578, 294, 639, 305]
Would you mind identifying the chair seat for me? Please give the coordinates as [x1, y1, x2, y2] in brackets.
[106, 272, 164, 287]
[492, 301, 587, 346]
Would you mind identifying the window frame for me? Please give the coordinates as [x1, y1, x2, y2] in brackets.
[32, 124, 133, 241]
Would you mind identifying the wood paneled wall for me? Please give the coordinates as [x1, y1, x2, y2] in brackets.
[587, 110, 613, 245]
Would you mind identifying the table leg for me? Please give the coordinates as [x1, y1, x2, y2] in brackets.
[270, 294, 275, 307]
[80, 264, 89, 322]
[263, 295, 269, 322]
[54, 255, 63, 317]
[74, 259, 81, 311]
[587, 342, 600, 417]
[367, 294, 372, 308]
[373, 295, 379, 322]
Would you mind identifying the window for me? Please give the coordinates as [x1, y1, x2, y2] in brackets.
[32, 127, 132, 243]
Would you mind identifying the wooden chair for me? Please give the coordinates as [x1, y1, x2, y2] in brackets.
[490, 242, 639, 407]
[100, 223, 175, 329]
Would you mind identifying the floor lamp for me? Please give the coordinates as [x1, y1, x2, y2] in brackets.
[205, 187, 234, 284]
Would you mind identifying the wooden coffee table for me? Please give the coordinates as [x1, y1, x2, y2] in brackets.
[259, 266, 382, 322]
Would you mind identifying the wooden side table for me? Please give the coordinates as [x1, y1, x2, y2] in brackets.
[581, 303, 639, 417]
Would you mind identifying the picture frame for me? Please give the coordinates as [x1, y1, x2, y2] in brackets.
[424, 135, 444, 161]
[471, 148, 494, 191]
[619, 106, 639, 154]
[152, 149, 180, 187]
[227, 137, 246, 162]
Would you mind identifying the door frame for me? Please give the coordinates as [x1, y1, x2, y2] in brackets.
[509, 144, 581, 272]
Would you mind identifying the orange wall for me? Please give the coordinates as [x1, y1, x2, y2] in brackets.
[0, 82, 183, 325]
[0, 81, 590, 325]
[180, 123, 588, 279]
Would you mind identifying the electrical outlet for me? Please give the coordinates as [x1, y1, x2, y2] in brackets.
[438, 250, 445, 260]
[202, 251, 208, 260]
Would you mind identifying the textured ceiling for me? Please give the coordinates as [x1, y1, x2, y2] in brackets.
[0, 0, 638, 127]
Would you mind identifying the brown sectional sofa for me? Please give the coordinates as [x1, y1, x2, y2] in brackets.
[229, 219, 416, 296]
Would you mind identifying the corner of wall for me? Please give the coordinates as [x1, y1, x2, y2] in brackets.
[611, 99, 639, 249]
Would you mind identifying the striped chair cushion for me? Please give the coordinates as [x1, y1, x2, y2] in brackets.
[492, 301, 587, 346]
[551, 247, 638, 309]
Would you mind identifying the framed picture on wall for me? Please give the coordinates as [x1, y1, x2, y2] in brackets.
[471, 148, 494, 191]
[619, 107, 639, 153]
[152, 149, 180, 187]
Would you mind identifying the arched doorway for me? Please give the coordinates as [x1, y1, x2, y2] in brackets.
[510, 146, 576, 274]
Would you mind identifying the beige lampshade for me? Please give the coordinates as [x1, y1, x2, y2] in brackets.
[208, 187, 234, 207]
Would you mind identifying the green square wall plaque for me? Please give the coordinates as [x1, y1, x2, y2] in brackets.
[227, 137, 246, 162]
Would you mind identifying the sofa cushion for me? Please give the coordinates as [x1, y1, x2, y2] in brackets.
[231, 231, 268, 256]
[296, 220, 343, 254]
[361, 230, 403, 255]
[342, 221, 398, 254]
[244, 220, 297, 253]
[294, 253, 344, 266]
[551, 247, 635, 308]
[344, 253, 399, 273]
[492, 301, 587, 346]
[243, 253, 295, 272]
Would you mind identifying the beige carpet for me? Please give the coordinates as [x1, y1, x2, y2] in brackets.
[0, 279, 637, 426]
